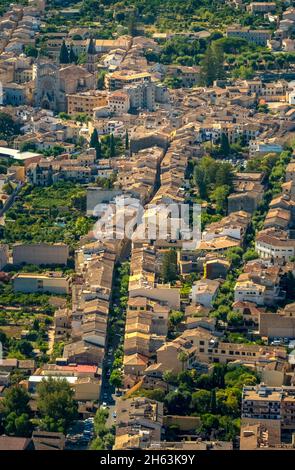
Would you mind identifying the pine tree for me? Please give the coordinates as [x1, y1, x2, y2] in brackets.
[69, 45, 77, 63]
[125, 130, 129, 150]
[109, 133, 115, 158]
[59, 40, 69, 64]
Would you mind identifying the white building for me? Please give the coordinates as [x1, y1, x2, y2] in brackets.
[191, 279, 220, 308]
[255, 232, 295, 261]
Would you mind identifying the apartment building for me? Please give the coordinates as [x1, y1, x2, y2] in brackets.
[67, 91, 107, 115]
[248, 3, 276, 14]
[156, 336, 199, 374]
[13, 272, 71, 294]
[226, 27, 271, 46]
[242, 384, 295, 430]
[128, 247, 180, 309]
[263, 208, 291, 231]
[234, 261, 284, 307]
[105, 71, 152, 91]
[12, 243, 69, 266]
[108, 90, 130, 113]
[255, 229, 295, 261]
[115, 397, 163, 443]
[26, 160, 93, 185]
[125, 81, 156, 111]
[259, 303, 295, 339]
[166, 65, 200, 88]
[123, 297, 169, 366]
[155, 327, 286, 373]
[202, 211, 251, 243]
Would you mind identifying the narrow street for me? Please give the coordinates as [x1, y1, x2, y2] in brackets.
[99, 260, 130, 419]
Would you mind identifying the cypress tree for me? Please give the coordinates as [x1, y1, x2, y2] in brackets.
[210, 389, 217, 414]
[109, 133, 115, 158]
[90, 129, 102, 160]
[212, 43, 225, 80]
[199, 45, 216, 87]
[90, 128, 99, 148]
[69, 45, 77, 63]
[125, 130, 129, 150]
[199, 43, 225, 87]
[59, 40, 69, 64]
[95, 139, 102, 160]
[220, 132, 230, 157]
[161, 249, 178, 283]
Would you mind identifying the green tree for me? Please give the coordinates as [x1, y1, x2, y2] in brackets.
[59, 40, 69, 64]
[212, 364, 226, 388]
[109, 133, 116, 158]
[19, 141, 37, 152]
[69, 45, 77, 63]
[0, 386, 32, 436]
[227, 311, 244, 326]
[24, 45, 38, 58]
[14, 339, 33, 357]
[90, 129, 102, 159]
[169, 310, 184, 328]
[212, 42, 225, 80]
[216, 387, 241, 417]
[161, 249, 178, 283]
[210, 388, 217, 413]
[125, 130, 129, 150]
[220, 133, 230, 157]
[93, 408, 109, 436]
[97, 70, 106, 90]
[4, 412, 32, 437]
[243, 249, 258, 262]
[199, 44, 224, 86]
[164, 390, 191, 414]
[128, 13, 137, 37]
[89, 437, 105, 450]
[177, 351, 189, 372]
[162, 370, 178, 389]
[109, 369, 123, 388]
[191, 389, 211, 414]
[199, 45, 216, 86]
[0, 112, 20, 140]
[36, 377, 78, 433]
[210, 185, 230, 214]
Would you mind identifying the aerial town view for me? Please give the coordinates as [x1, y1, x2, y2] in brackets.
[2, 0, 295, 461]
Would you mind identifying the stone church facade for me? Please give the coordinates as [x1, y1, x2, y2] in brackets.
[34, 61, 96, 112]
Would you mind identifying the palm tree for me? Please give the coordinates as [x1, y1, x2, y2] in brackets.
[177, 351, 189, 372]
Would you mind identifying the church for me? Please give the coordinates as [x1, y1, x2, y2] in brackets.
[34, 59, 96, 112]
